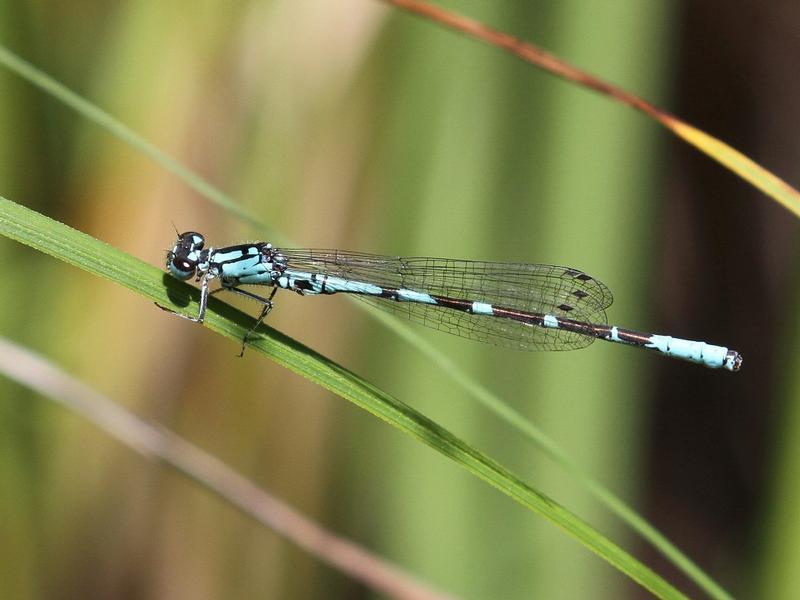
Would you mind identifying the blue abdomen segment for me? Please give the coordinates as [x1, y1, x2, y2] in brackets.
[277, 270, 384, 296]
[538, 317, 742, 371]
[599, 325, 742, 371]
[644, 335, 738, 370]
[396, 289, 437, 304]
[321, 276, 384, 295]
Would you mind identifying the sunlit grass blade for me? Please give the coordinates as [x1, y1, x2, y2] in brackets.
[667, 118, 799, 216]
[384, 0, 800, 219]
[0, 195, 689, 598]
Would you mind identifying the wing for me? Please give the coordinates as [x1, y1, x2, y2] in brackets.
[274, 248, 613, 352]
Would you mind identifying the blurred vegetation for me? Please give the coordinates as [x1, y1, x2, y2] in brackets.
[0, 1, 798, 599]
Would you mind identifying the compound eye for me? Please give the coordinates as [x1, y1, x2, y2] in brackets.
[169, 256, 197, 280]
[179, 231, 204, 250]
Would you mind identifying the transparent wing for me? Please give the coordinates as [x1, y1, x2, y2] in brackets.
[274, 248, 613, 352]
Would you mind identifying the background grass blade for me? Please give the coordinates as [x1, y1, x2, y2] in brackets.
[0, 337, 456, 600]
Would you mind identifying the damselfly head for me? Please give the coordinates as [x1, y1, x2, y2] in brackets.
[166, 231, 206, 280]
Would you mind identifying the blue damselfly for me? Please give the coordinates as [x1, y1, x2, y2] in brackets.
[159, 232, 742, 371]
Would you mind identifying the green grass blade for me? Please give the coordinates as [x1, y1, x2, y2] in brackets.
[0, 194, 688, 598]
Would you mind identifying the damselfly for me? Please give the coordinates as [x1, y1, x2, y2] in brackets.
[159, 232, 742, 371]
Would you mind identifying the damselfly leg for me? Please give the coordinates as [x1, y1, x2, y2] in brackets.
[216, 286, 278, 356]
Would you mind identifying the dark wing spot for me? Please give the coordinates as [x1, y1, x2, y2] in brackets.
[558, 304, 575, 312]
[571, 290, 589, 299]
[563, 268, 593, 282]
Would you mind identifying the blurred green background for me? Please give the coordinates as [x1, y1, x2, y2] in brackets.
[1, 1, 798, 598]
